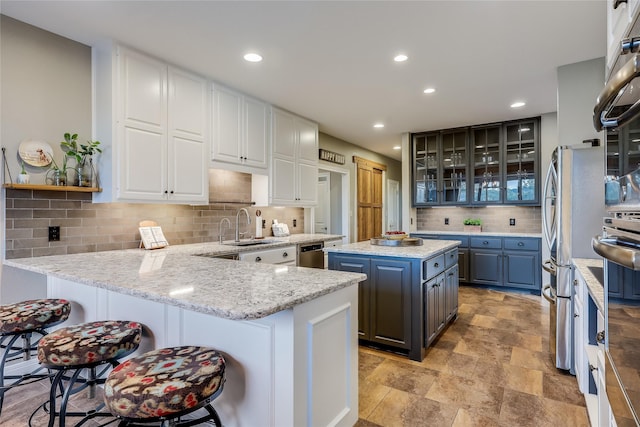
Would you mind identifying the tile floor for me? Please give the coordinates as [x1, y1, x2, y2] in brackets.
[357, 286, 589, 427]
[0, 286, 588, 426]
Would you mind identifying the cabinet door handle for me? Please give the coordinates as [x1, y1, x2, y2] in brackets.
[434, 262, 439, 268]
[164, 190, 168, 194]
[483, 241, 489, 245]
[573, 279, 578, 286]
[255, 256, 262, 262]
[517, 241, 524, 246]
[283, 252, 288, 257]
[596, 330, 606, 344]
[170, 190, 174, 194]
[574, 313, 579, 318]
[589, 363, 598, 372]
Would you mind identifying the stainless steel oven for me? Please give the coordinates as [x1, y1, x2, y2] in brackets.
[592, 213, 640, 427]
[593, 8, 640, 425]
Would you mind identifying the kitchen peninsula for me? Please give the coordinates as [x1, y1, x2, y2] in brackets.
[4, 240, 365, 427]
[326, 239, 460, 361]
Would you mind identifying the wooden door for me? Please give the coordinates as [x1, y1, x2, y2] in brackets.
[355, 156, 386, 241]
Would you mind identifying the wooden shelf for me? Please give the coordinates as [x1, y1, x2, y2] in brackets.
[3, 183, 101, 192]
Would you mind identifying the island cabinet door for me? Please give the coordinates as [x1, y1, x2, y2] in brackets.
[445, 264, 459, 322]
[370, 259, 412, 349]
[424, 273, 446, 346]
[329, 254, 372, 339]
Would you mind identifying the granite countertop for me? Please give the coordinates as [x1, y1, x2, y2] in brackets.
[324, 239, 460, 259]
[412, 230, 543, 238]
[573, 257, 605, 313]
[3, 234, 364, 321]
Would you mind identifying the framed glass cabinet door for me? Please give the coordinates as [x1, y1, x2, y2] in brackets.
[504, 119, 538, 204]
[413, 132, 439, 206]
[471, 125, 502, 204]
[441, 129, 469, 204]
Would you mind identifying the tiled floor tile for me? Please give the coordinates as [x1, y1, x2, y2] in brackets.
[367, 359, 439, 395]
[503, 363, 544, 396]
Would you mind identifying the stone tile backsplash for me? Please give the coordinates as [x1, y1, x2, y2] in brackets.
[416, 206, 541, 234]
[5, 169, 304, 259]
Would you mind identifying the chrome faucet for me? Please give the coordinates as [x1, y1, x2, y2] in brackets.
[235, 208, 252, 242]
[219, 218, 231, 244]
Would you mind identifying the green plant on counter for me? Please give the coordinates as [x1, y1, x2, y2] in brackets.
[463, 218, 482, 226]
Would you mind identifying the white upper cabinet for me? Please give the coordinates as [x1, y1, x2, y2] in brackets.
[94, 45, 208, 204]
[270, 107, 318, 206]
[211, 85, 269, 173]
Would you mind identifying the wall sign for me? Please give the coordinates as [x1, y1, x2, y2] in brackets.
[319, 149, 345, 165]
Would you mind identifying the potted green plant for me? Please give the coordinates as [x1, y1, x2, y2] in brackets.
[463, 218, 482, 232]
[46, 156, 68, 186]
[16, 161, 30, 184]
[60, 132, 102, 187]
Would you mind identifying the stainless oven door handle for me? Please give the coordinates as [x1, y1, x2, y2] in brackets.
[592, 235, 640, 270]
[542, 284, 556, 304]
[594, 53, 640, 131]
[542, 259, 557, 276]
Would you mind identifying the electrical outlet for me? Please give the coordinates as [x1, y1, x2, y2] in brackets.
[293, 219, 297, 227]
[509, 218, 516, 226]
[262, 219, 266, 229]
[48, 226, 60, 241]
[444, 218, 449, 225]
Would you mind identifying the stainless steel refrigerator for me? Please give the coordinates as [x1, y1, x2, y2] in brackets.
[542, 144, 605, 371]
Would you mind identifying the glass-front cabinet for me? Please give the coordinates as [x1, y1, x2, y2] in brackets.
[412, 117, 540, 207]
[412, 130, 469, 206]
[413, 133, 439, 205]
[471, 125, 502, 204]
[504, 119, 538, 204]
[606, 113, 640, 181]
[441, 129, 469, 204]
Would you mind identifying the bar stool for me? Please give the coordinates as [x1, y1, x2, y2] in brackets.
[103, 346, 225, 426]
[37, 320, 142, 427]
[0, 298, 71, 415]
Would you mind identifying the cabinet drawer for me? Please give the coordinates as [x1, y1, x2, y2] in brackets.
[424, 254, 445, 280]
[238, 245, 296, 264]
[504, 237, 539, 251]
[470, 237, 502, 250]
[445, 235, 469, 248]
[445, 249, 458, 269]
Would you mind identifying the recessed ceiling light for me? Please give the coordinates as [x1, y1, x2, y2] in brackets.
[394, 54, 408, 62]
[373, 123, 385, 128]
[244, 53, 263, 62]
[510, 101, 526, 108]
[423, 88, 436, 94]
[393, 145, 401, 150]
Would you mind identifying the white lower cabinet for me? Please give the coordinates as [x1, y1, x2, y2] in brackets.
[573, 264, 613, 427]
[94, 45, 208, 204]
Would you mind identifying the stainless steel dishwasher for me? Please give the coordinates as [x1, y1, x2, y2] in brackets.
[297, 242, 325, 268]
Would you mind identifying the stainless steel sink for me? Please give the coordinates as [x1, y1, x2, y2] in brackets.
[222, 239, 278, 247]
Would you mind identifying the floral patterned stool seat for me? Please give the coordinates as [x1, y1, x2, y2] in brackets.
[37, 320, 142, 426]
[104, 346, 226, 426]
[0, 298, 70, 416]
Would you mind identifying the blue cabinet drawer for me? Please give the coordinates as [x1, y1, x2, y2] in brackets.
[470, 237, 502, 249]
[443, 235, 469, 248]
[445, 249, 458, 269]
[504, 237, 539, 251]
[424, 254, 445, 280]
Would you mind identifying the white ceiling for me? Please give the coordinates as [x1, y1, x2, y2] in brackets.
[0, 1, 606, 161]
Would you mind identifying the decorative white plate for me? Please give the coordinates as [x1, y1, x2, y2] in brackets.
[18, 140, 53, 167]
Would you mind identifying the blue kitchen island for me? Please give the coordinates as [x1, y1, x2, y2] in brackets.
[326, 239, 460, 361]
